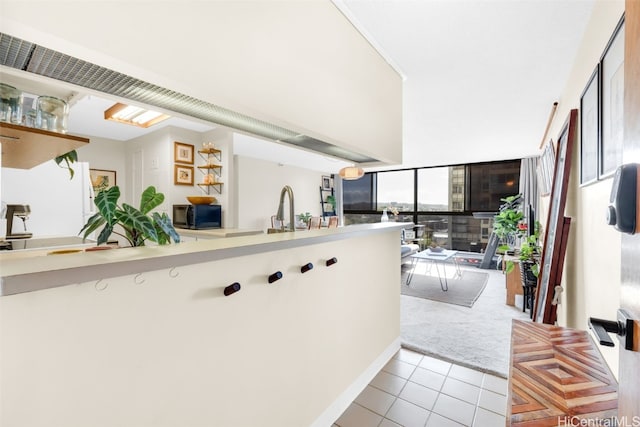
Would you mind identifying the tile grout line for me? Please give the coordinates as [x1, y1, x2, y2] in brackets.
[367, 351, 506, 427]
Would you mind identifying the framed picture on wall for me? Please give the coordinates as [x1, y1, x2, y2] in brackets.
[321, 175, 332, 190]
[174, 165, 194, 186]
[600, 16, 625, 177]
[90, 169, 116, 193]
[174, 141, 194, 164]
[579, 66, 599, 185]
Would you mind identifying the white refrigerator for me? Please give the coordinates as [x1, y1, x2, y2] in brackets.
[1, 161, 95, 238]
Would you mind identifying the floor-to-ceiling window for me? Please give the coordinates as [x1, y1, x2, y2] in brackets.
[343, 159, 521, 252]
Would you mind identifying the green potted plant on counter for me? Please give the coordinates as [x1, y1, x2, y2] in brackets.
[80, 185, 180, 247]
[298, 212, 312, 227]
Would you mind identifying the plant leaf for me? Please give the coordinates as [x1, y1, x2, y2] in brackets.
[54, 150, 78, 180]
[531, 264, 540, 277]
[79, 212, 106, 240]
[139, 186, 164, 215]
[118, 204, 158, 244]
[94, 186, 121, 226]
[96, 223, 114, 245]
[152, 212, 181, 243]
[505, 261, 515, 274]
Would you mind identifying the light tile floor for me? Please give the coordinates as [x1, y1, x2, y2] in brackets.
[333, 348, 508, 427]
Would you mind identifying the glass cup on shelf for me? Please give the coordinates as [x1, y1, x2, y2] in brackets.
[35, 96, 68, 133]
[0, 83, 23, 124]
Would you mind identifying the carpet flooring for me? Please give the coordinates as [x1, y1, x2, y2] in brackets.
[400, 266, 530, 378]
[401, 270, 489, 307]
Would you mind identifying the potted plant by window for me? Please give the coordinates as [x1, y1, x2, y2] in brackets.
[518, 221, 542, 281]
[493, 194, 524, 259]
[80, 185, 180, 247]
[517, 220, 542, 312]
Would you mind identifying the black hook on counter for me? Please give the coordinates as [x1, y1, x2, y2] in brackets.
[268, 271, 283, 283]
[301, 262, 313, 273]
[326, 257, 338, 267]
[224, 282, 241, 296]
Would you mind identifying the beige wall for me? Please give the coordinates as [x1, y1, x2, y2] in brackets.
[0, 229, 401, 427]
[547, 0, 624, 376]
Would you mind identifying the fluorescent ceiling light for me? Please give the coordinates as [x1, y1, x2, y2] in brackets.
[104, 103, 170, 128]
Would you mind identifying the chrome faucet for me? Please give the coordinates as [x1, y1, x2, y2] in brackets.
[276, 185, 295, 232]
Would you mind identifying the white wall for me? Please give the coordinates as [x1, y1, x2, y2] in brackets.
[235, 156, 329, 231]
[75, 134, 128, 199]
[124, 127, 172, 213]
[547, 0, 624, 376]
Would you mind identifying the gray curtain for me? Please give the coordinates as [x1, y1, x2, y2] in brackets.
[519, 157, 539, 226]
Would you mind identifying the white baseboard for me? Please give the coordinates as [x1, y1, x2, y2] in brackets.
[309, 337, 401, 427]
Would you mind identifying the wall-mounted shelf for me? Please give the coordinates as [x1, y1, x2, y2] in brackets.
[197, 183, 223, 194]
[197, 164, 222, 177]
[198, 148, 221, 162]
[197, 146, 222, 194]
[0, 122, 90, 169]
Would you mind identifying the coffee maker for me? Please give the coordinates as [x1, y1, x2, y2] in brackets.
[5, 204, 33, 239]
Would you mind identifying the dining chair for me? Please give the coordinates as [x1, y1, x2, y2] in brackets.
[327, 216, 338, 228]
[308, 216, 321, 229]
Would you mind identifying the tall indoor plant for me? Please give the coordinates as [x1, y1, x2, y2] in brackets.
[80, 185, 180, 247]
[494, 193, 542, 280]
[493, 194, 523, 258]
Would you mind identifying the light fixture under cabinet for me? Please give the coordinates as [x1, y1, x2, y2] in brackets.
[104, 103, 170, 128]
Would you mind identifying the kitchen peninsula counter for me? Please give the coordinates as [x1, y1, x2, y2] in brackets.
[177, 227, 264, 239]
[0, 222, 406, 297]
[1, 221, 404, 427]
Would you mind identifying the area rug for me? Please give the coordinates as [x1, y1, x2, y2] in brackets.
[401, 270, 489, 308]
[400, 268, 530, 378]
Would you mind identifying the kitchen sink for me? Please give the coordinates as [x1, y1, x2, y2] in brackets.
[267, 228, 289, 234]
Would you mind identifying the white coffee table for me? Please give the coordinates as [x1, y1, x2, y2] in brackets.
[405, 248, 461, 291]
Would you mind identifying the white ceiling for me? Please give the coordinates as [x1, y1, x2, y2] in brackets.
[337, 0, 596, 169]
[2, 0, 596, 172]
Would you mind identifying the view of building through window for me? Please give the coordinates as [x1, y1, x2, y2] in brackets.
[343, 159, 521, 252]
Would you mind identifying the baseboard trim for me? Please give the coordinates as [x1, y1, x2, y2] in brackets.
[309, 336, 401, 427]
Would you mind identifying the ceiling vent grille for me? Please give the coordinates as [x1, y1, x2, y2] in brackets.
[0, 32, 377, 163]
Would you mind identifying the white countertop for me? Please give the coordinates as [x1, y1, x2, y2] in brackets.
[0, 222, 408, 296]
[177, 228, 263, 238]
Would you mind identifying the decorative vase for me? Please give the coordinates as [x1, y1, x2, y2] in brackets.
[381, 209, 389, 222]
